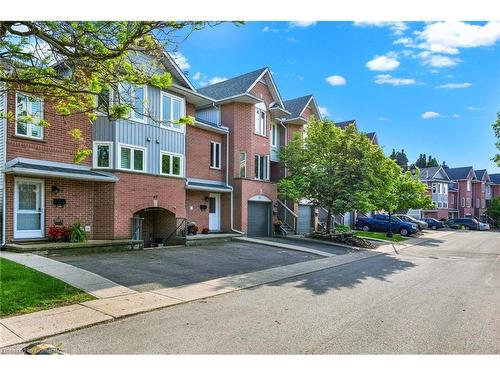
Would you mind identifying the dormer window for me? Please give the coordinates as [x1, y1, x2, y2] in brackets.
[119, 83, 147, 123]
[467, 180, 471, 191]
[255, 102, 266, 136]
[161, 91, 185, 132]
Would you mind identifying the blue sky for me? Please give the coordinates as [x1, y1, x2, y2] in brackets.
[172, 21, 500, 173]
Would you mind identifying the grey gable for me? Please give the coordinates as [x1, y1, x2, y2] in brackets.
[445, 166, 475, 180]
[197, 68, 268, 100]
[283, 95, 313, 119]
[335, 120, 357, 129]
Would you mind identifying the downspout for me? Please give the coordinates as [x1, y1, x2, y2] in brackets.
[226, 116, 243, 235]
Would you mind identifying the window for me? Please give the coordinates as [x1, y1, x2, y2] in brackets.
[443, 183, 448, 195]
[476, 198, 480, 208]
[119, 144, 145, 172]
[160, 92, 185, 131]
[254, 103, 266, 136]
[461, 197, 465, 208]
[210, 142, 221, 169]
[467, 180, 471, 191]
[16, 92, 43, 139]
[254, 154, 269, 181]
[432, 183, 437, 194]
[119, 84, 147, 123]
[481, 199, 486, 209]
[270, 123, 278, 147]
[450, 194, 455, 204]
[481, 182, 485, 192]
[239, 152, 246, 178]
[466, 197, 471, 208]
[96, 88, 110, 114]
[161, 152, 183, 176]
[93, 142, 113, 169]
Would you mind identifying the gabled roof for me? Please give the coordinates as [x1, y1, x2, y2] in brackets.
[445, 166, 476, 181]
[197, 67, 285, 109]
[419, 166, 450, 181]
[335, 120, 357, 129]
[489, 173, 500, 184]
[366, 132, 378, 145]
[474, 169, 490, 182]
[282, 94, 321, 121]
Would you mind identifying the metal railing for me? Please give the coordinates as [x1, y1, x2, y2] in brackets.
[318, 207, 344, 230]
[276, 200, 298, 234]
[164, 217, 187, 245]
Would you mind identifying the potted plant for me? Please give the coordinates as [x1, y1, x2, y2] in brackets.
[69, 221, 87, 243]
[202, 228, 209, 234]
[273, 219, 283, 234]
[47, 224, 69, 242]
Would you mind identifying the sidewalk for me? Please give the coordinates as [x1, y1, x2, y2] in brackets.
[0, 249, 381, 349]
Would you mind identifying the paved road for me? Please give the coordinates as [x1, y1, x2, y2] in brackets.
[11, 231, 500, 354]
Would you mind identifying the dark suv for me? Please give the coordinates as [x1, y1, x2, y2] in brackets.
[448, 218, 480, 230]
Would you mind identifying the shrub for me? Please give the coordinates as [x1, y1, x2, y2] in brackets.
[47, 225, 69, 242]
[69, 222, 87, 243]
[202, 228, 209, 234]
[334, 224, 351, 233]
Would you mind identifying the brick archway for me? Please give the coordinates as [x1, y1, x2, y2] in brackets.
[133, 207, 176, 248]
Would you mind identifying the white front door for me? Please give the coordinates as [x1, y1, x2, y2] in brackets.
[14, 178, 45, 239]
[208, 193, 221, 231]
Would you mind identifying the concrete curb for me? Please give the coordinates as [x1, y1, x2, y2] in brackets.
[232, 236, 335, 257]
[0, 250, 384, 349]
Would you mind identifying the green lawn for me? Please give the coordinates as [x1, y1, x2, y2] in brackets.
[354, 230, 409, 242]
[0, 258, 94, 317]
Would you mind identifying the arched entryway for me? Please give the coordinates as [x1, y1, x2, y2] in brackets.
[132, 207, 177, 247]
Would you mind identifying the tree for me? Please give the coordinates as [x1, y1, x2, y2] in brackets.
[441, 160, 449, 169]
[492, 112, 500, 166]
[0, 21, 233, 161]
[389, 148, 409, 170]
[375, 169, 433, 236]
[415, 154, 427, 168]
[427, 155, 439, 167]
[278, 119, 393, 231]
[486, 196, 500, 226]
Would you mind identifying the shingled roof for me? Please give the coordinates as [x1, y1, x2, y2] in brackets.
[474, 169, 488, 181]
[283, 95, 314, 119]
[445, 166, 475, 180]
[490, 173, 500, 184]
[335, 120, 357, 129]
[197, 67, 268, 100]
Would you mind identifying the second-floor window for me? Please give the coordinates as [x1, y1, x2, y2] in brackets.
[450, 194, 455, 204]
[466, 197, 471, 208]
[239, 152, 246, 178]
[16, 92, 43, 140]
[93, 142, 113, 169]
[119, 144, 145, 172]
[119, 83, 147, 123]
[270, 123, 278, 147]
[161, 151, 183, 177]
[254, 154, 269, 181]
[461, 197, 465, 208]
[481, 182, 485, 192]
[210, 141, 221, 169]
[467, 180, 471, 191]
[255, 103, 266, 136]
[161, 92, 184, 131]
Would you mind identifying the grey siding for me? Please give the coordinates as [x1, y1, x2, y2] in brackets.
[196, 107, 220, 125]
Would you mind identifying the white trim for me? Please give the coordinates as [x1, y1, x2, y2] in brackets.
[14, 177, 45, 239]
[159, 90, 186, 133]
[160, 150, 184, 177]
[210, 141, 221, 170]
[248, 194, 272, 202]
[208, 193, 221, 231]
[118, 143, 147, 173]
[15, 92, 44, 140]
[92, 141, 113, 169]
[254, 154, 269, 181]
[254, 103, 266, 136]
[247, 68, 285, 109]
[164, 52, 196, 92]
[270, 123, 278, 147]
[118, 83, 148, 124]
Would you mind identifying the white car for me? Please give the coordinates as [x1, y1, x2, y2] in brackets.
[479, 222, 490, 231]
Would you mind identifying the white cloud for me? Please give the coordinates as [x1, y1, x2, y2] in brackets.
[366, 54, 400, 71]
[325, 75, 346, 86]
[422, 111, 440, 119]
[262, 25, 279, 33]
[452, 114, 461, 118]
[468, 106, 481, 111]
[192, 72, 201, 80]
[394, 37, 413, 45]
[318, 106, 330, 117]
[419, 52, 460, 67]
[287, 37, 297, 43]
[297, 75, 304, 81]
[415, 21, 500, 55]
[354, 21, 408, 35]
[170, 52, 190, 70]
[208, 76, 227, 85]
[289, 21, 317, 28]
[436, 82, 472, 89]
[378, 117, 389, 121]
[374, 74, 417, 86]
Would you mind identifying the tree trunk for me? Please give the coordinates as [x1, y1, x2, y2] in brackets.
[326, 208, 332, 233]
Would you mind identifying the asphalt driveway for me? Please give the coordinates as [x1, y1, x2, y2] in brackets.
[51, 241, 319, 292]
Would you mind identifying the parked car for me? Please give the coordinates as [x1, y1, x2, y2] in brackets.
[448, 218, 483, 230]
[394, 214, 428, 230]
[421, 218, 445, 230]
[355, 214, 419, 236]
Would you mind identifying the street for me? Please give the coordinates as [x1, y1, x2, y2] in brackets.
[7, 231, 500, 354]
